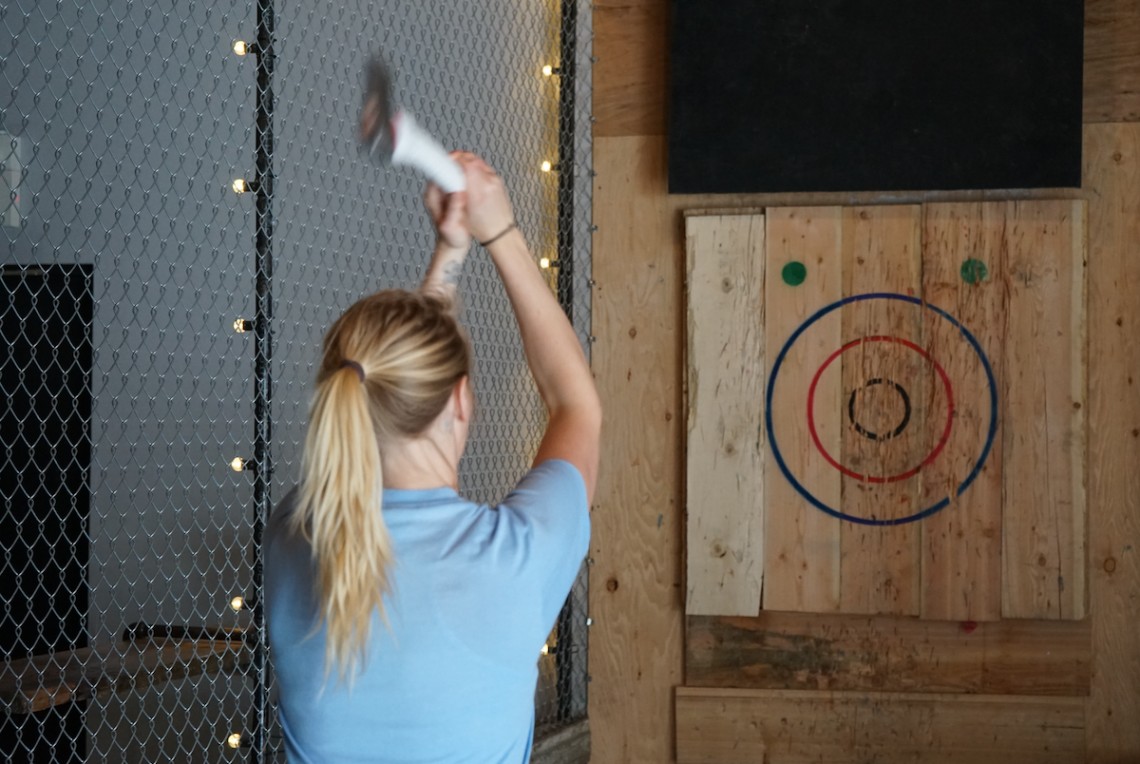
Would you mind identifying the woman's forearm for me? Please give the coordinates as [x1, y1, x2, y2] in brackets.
[485, 229, 599, 418]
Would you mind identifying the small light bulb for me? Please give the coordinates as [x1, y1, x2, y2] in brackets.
[233, 40, 250, 56]
[539, 257, 552, 270]
[230, 457, 246, 472]
[542, 64, 555, 77]
[540, 643, 550, 655]
[540, 160, 553, 173]
[232, 178, 249, 194]
[226, 732, 243, 749]
[233, 318, 253, 333]
[230, 596, 245, 612]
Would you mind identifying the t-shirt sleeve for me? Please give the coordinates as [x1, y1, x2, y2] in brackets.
[497, 458, 591, 637]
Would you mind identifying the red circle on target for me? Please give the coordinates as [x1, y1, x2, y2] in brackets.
[806, 335, 955, 484]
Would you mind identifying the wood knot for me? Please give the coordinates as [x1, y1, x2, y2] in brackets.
[606, 577, 620, 592]
[724, 442, 736, 455]
[711, 542, 727, 558]
[1112, 151, 1124, 163]
[1104, 557, 1117, 573]
[721, 277, 733, 293]
[1037, 554, 1048, 567]
[628, 326, 637, 338]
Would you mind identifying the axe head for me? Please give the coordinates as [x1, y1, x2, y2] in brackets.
[360, 54, 395, 161]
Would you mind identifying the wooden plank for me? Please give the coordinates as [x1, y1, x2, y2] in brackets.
[1001, 200, 1088, 620]
[1085, 122, 1140, 762]
[1084, 0, 1140, 123]
[685, 214, 765, 616]
[589, 135, 684, 764]
[593, 0, 667, 137]
[676, 687, 1085, 764]
[763, 207, 842, 612]
[685, 613, 1091, 697]
[919, 203, 1008, 621]
[837, 206, 923, 615]
[0, 639, 247, 715]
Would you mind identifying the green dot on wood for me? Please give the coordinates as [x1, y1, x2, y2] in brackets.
[961, 258, 989, 284]
[782, 261, 807, 286]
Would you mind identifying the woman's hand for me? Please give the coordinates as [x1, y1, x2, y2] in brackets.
[452, 152, 515, 245]
[423, 182, 470, 252]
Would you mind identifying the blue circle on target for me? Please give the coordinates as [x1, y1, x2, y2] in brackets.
[764, 292, 998, 526]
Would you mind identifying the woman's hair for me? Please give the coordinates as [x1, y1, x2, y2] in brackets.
[292, 289, 471, 680]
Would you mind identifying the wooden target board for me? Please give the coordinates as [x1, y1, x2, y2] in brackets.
[685, 202, 1086, 621]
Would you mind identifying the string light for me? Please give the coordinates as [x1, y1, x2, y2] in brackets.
[232, 40, 252, 57]
[233, 318, 253, 333]
[230, 596, 245, 612]
[539, 256, 557, 270]
[226, 732, 244, 749]
[542, 64, 561, 77]
[230, 457, 250, 472]
[540, 160, 554, 173]
[231, 178, 255, 194]
[540, 643, 551, 655]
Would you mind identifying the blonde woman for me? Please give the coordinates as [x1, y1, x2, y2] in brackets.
[264, 152, 600, 763]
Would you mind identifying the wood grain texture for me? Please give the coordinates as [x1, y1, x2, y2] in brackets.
[919, 203, 1008, 621]
[594, 0, 667, 137]
[589, 135, 685, 764]
[1084, 0, 1140, 123]
[675, 687, 1086, 764]
[685, 214, 766, 615]
[0, 640, 247, 715]
[838, 206, 923, 615]
[1084, 122, 1140, 762]
[686, 613, 1091, 697]
[763, 208, 842, 612]
[1001, 200, 1088, 620]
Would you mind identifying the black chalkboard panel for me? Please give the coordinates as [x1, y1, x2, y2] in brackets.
[668, 0, 1084, 193]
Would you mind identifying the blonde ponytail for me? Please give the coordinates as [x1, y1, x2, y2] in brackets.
[291, 290, 470, 681]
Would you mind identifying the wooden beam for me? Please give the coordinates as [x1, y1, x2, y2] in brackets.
[0, 639, 247, 715]
[676, 687, 1085, 764]
[1001, 200, 1088, 620]
[838, 206, 923, 615]
[686, 613, 1091, 697]
[590, 134, 685, 764]
[1085, 122, 1140, 761]
[762, 207, 843, 612]
[919, 202, 1008, 622]
[685, 213, 766, 615]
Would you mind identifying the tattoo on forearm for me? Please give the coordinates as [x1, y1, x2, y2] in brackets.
[442, 260, 462, 286]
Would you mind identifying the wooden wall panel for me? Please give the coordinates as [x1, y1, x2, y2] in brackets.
[685, 214, 766, 615]
[1085, 122, 1140, 761]
[676, 688, 1085, 764]
[762, 208, 842, 612]
[920, 203, 1008, 621]
[1000, 200, 1088, 620]
[686, 614, 1091, 697]
[594, 0, 668, 137]
[593, 0, 1140, 756]
[838, 206, 923, 615]
[1084, 0, 1140, 122]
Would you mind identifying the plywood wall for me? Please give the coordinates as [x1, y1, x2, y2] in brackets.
[591, 1, 1140, 762]
[685, 203, 1088, 624]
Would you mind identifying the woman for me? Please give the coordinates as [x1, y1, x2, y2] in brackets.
[264, 152, 601, 763]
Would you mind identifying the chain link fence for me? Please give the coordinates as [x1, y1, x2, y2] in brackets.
[1, 0, 593, 760]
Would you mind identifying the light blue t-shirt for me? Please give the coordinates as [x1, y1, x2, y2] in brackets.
[264, 459, 590, 764]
